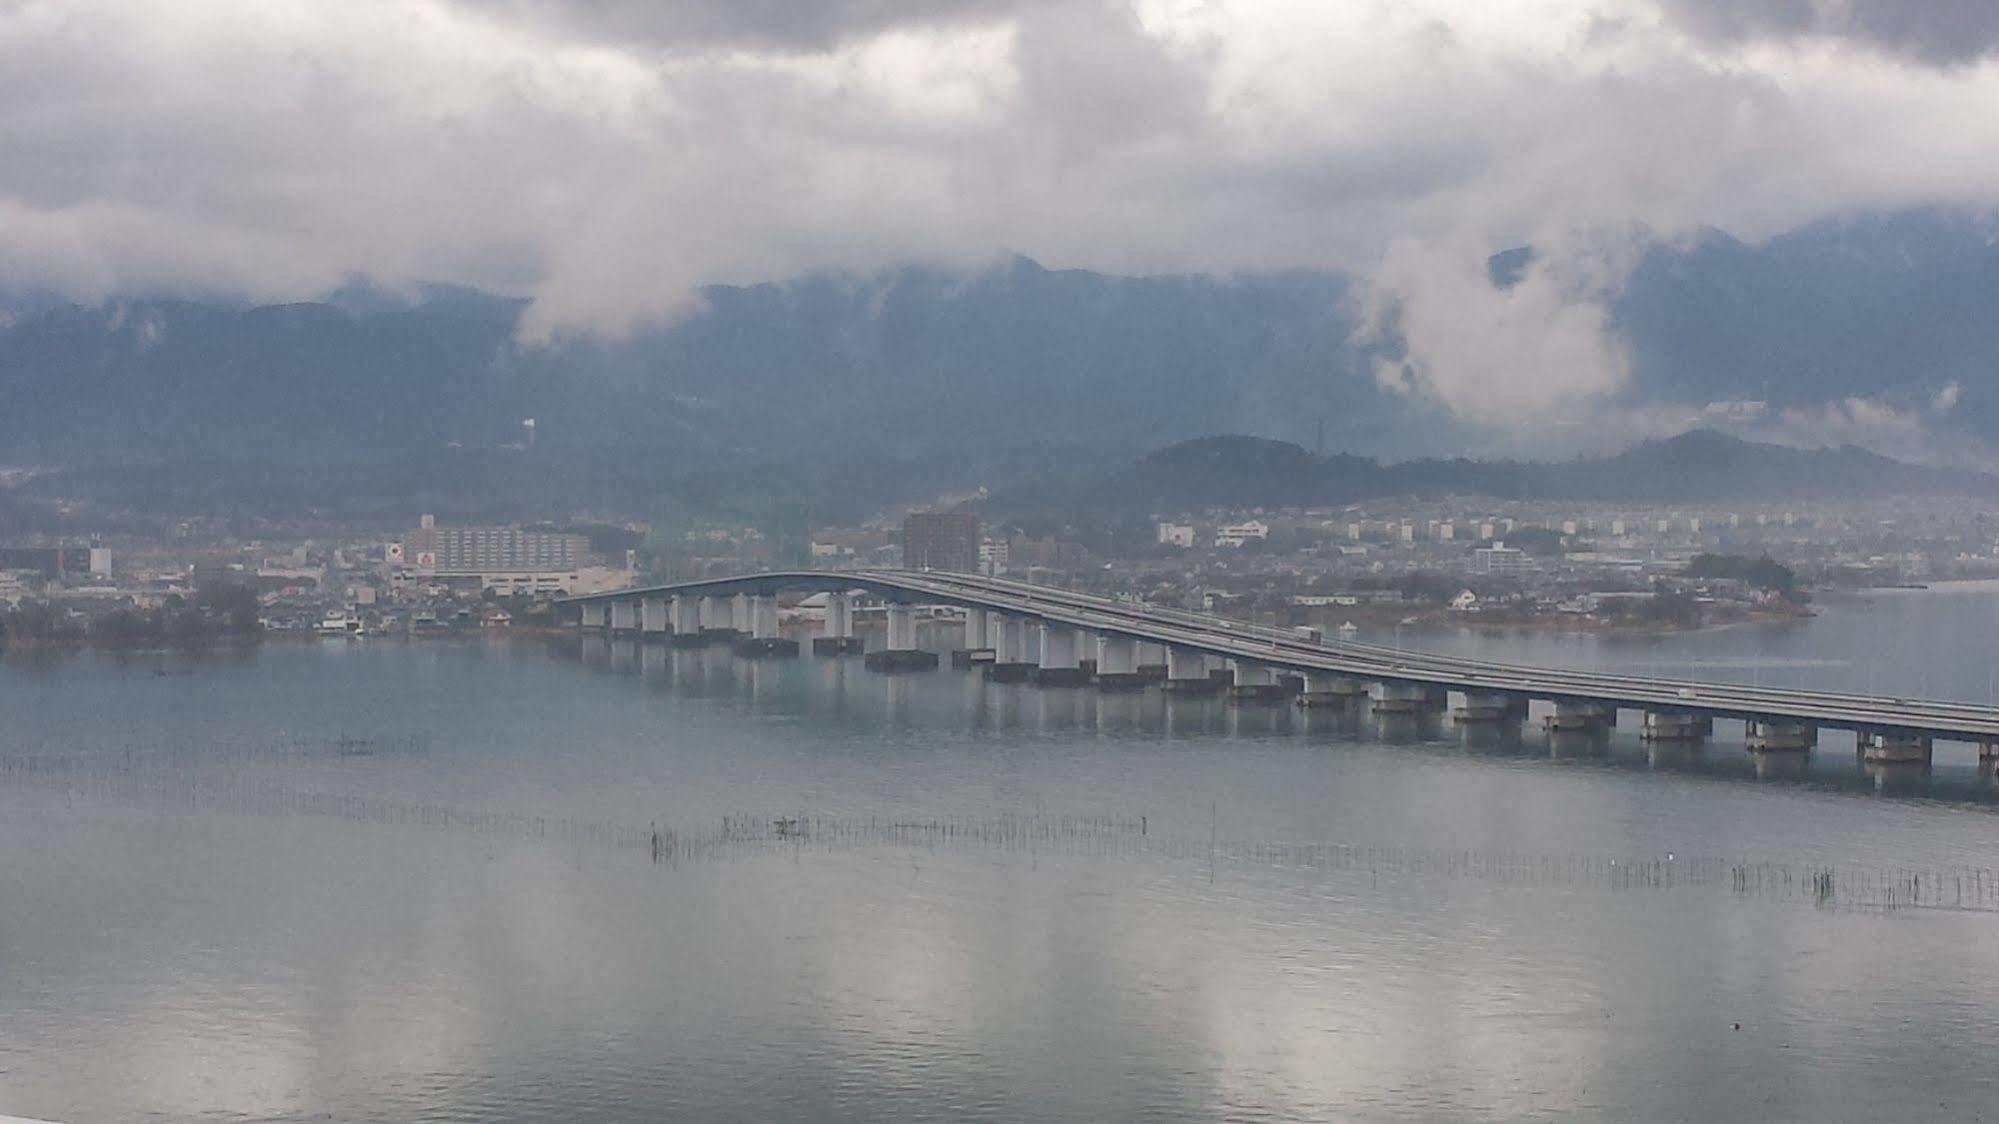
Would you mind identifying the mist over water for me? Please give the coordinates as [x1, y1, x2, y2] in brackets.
[7, 589, 1999, 1121]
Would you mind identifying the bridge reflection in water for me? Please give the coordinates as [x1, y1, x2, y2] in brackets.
[562, 570, 1999, 799]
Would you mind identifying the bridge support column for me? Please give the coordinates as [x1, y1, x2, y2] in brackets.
[669, 596, 703, 647]
[1746, 719, 1814, 753]
[1642, 710, 1707, 743]
[865, 602, 937, 672]
[1033, 623, 1088, 686]
[735, 594, 798, 658]
[951, 609, 995, 668]
[985, 614, 1035, 682]
[610, 599, 638, 635]
[1094, 634, 1146, 689]
[813, 592, 863, 655]
[1544, 699, 1612, 732]
[1861, 730, 1931, 765]
[640, 595, 669, 638]
[1299, 673, 1368, 707]
[1136, 641, 1169, 681]
[579, 601, 606, 629]
[1455, 691, 1526, 723]
[698, 595, 739, 644]
[1230, 660, 1287, 702]
[1162, 647, 1219, 694]
[1374, 681, 1447, 714]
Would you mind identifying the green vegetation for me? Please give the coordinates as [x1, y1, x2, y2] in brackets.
[1687, 553, 1801, 596]
[988, 431, 1999, 522]
[1478, 527, 1567, 556]
[1, 583, 262, 649]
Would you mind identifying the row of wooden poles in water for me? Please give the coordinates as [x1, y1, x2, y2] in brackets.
[4, 751, 1995, 914]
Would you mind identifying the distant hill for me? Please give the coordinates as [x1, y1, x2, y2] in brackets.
[0, 261, 1416, 463]
[1614, 209, 1999, 434]
[8, 207, 1999, 520]
[987, 430, 1999, 517]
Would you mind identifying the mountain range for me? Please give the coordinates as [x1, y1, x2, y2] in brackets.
[987, 430, 1998, 520]
[5, 207, 1999, 523]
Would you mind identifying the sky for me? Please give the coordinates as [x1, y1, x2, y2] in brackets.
[5, 0, 1999, 430]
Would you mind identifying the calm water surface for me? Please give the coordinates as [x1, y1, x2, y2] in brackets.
[6, 587, 1999, 1121]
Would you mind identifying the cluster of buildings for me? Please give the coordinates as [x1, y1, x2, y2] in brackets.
[799, 512, 1082, 580]
[20, 482, 1999, 647]
[1102, 497, 1999, 629]
[0, 515, 639, 641]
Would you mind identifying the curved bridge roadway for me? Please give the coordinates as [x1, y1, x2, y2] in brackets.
[563, 570, 1999, 748]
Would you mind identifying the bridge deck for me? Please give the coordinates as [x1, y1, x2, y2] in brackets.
[563, 571, 1999, 743]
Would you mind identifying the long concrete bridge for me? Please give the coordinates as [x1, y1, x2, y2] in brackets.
[561, 570, 1999, 765]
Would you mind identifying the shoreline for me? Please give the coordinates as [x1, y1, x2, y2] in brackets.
[1305, 603, 1813, 639]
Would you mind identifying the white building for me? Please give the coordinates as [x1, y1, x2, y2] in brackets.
[1156, 522, 1196, 548]
[980, 537, 1011, 576]
[1214, 520, 1270, 548]
[1473, 542, 1536, 574]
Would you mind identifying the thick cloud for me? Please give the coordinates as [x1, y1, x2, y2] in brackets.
[469, 0, 1037, 52]
[1657, 0, 1999, 65]
[6, 0, 1999, 430]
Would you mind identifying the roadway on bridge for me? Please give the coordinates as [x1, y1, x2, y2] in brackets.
[565, 571, 1999, 743]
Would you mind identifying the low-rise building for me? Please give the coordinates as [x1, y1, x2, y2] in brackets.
[1214, 521, 1269, 548]
[1473, 542, 1536, 574]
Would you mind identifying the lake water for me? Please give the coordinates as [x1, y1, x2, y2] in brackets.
[7, 586, 1999, 1121]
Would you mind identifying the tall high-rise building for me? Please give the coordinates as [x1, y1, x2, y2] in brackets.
[901, 512, 980, 573]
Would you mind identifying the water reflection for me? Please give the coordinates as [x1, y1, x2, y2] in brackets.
[545, 636, 1999, 809]
[14, 633, 1999, 1122]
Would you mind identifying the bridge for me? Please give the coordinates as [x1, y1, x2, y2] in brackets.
[561, 570, 1999, 765]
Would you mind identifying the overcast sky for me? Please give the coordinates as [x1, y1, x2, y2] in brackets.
[5, 0, 1999, 427]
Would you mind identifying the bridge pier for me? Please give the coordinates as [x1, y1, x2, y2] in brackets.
[1861, 730, 1931, 765]
[579, 601, 607, 629]
[813, 592, 863, 655]
[1298, 673, 1368, 708]
[984, 614, 1034, 682]
[1455, 691, 1526, 724]
[1094, 634, 1147, 689]
[1162, 647, 1219, 694]
[864, 602, 937, 671]
[1229, 660, 1288, 702]
[1746, 719, 1814, 753]
[1373, 681, 1447, 714]
[735, 594, 797, 658]
[951, 609, 995, 668]
[641, 595, 669, 638]
[1641, 710, 1707, 743]
[1136, 641, 1169, 681]
[1033, 623, 1088, 686]
[698, 595, 740, 644]
[668, 596, 704, 647]
[1543, 699, 1612, 733]
[609, 598, 639, 635]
